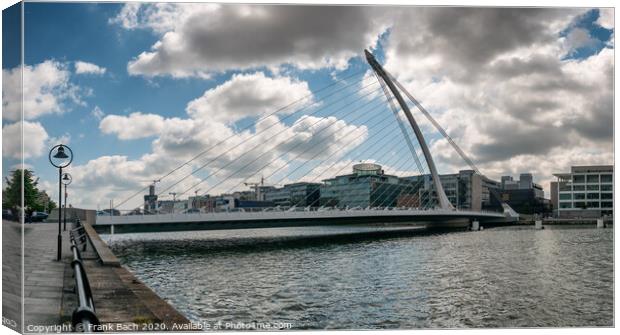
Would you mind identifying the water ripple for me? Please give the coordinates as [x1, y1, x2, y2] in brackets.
[107, 226, 613, 329]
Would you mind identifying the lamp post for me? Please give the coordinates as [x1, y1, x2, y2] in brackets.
[49, 144, 73, 261]
[61, 173, 72, 231]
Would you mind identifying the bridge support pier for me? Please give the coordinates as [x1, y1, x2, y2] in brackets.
[597, 218, 605, 228]
[471, 220, 480, 231]
[110, 224, 115, 235]
[535, 220, 543, 229]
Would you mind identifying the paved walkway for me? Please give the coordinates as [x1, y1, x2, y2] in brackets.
[3, 220, 72, 332]
[3, 219, 190, 333]
[2, 220, 22, 332]
[23, 222, 71, 329]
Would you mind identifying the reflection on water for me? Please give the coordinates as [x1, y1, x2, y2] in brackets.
[106, 225, 613, 329]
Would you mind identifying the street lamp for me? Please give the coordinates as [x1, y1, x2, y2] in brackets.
[61, 173, 72, 231]
[49, 144, 73, 261]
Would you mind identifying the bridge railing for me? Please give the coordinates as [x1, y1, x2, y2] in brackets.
[69, 219, 100, 331]
[96, 207, 507, 225]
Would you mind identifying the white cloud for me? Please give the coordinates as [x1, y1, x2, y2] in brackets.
[91, 105, 105, 120]
[113, 3, 386, 77]
[2, 60, 82, 121]
[562, 28, 599, 56]
[75, 61, 107, 75]
[379, 8, 612, 196]
[64, 6, 613, 207]
[99, 112, 166, 140]
[276, 115, 368, 160]
[186, 72, 312, 123]
[597, 8, 614, 29]
[2, 121, 49, 159]
[78, 70, 372, 209]
[47, 133, 71, 147]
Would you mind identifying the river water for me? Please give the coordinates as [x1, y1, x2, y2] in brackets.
[106, 225, 613, 329]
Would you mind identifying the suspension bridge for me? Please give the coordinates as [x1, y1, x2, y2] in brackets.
[94, 50, 519, 234]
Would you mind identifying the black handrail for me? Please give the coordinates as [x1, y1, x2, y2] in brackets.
[69, 219, 100, 332]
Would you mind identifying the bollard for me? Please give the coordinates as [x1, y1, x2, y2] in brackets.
[597, 218, 605, 228]
[471, 220, 480, 231]
[535, 220, 542, 229]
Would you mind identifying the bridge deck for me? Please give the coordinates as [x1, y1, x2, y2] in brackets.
[94, 209, 515, 234]
[98, 209, 508, 225]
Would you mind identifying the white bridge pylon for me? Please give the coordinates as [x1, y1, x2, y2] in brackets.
[364, 50, 453, 210]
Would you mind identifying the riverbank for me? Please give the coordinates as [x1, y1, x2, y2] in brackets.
[77, 220, 191, 331]
[2, 218, 193, 333]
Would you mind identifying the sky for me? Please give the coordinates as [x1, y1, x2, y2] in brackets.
[1, 2, 615, 210]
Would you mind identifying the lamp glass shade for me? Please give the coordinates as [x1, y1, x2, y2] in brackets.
[53, 146, 69, 159]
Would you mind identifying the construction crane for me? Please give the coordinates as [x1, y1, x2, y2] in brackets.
[244, 176, 267, 201]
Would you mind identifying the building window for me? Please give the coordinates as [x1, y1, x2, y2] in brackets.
[573, 175, 585, 183]
[601, 174, 612, 183]
[601, 184, 612, 191]
[601, 193, 612, 199]
[586, 201, 600, 208]
[573, 193, 585, 200]
[559, 183, 571, 191]
[601, 202, 613, 208]
[586, 185, 599, 191]
[586, 193, 599, 199]
[573, 185, 585, 191]
[560, 202, 572, 209]
[574, 202, 586, 209]
[587, 175, 599, 183]
[559, 193, 572, 200]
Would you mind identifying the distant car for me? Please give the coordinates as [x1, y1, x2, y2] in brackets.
[2, 209, 15, 221]
[185, 208, 201, 214]
[30, 211, 49, 222]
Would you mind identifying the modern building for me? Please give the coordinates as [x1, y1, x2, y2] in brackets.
[156, 200, 175, 213]
[499, 173, 548, 214]
[552, 165, 613, 218]
[263, 182, 322, 207]
[405, 170, 501, 211]
[320, 163, 414, 208]
[143, 184, 158, 213]
[214, 195, 274, 211]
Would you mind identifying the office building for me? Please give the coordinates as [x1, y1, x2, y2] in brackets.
[320, 163, 413, 208]
[552, 165, 613, 218]
[500, 173, 548, 214]
[405, 170, 501, 211]
[263, 182, 322, 207]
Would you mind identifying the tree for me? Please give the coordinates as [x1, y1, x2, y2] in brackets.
[2, 169, 55, 215]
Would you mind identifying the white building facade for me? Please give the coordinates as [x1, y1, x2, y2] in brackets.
[553, 165, 613, 218]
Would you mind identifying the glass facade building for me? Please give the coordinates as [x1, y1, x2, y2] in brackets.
[320, 164, 416, 208]
[263, 182, 322, 207]
[403, 170, 501, 211]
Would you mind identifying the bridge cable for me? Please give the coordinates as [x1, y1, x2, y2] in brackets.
[374, 71, 426, 175]
[113, 68, 368, 210]
[215, 96, 393, 198]
[248, 95, 404, 203]
[387, 72, 481, 175]
[388, 71, 506, 210]
[180, 90, 388, 198]
[171, 83, 386, 199]
[288, 104, 413, 209]
[153, 79, 382, 201]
